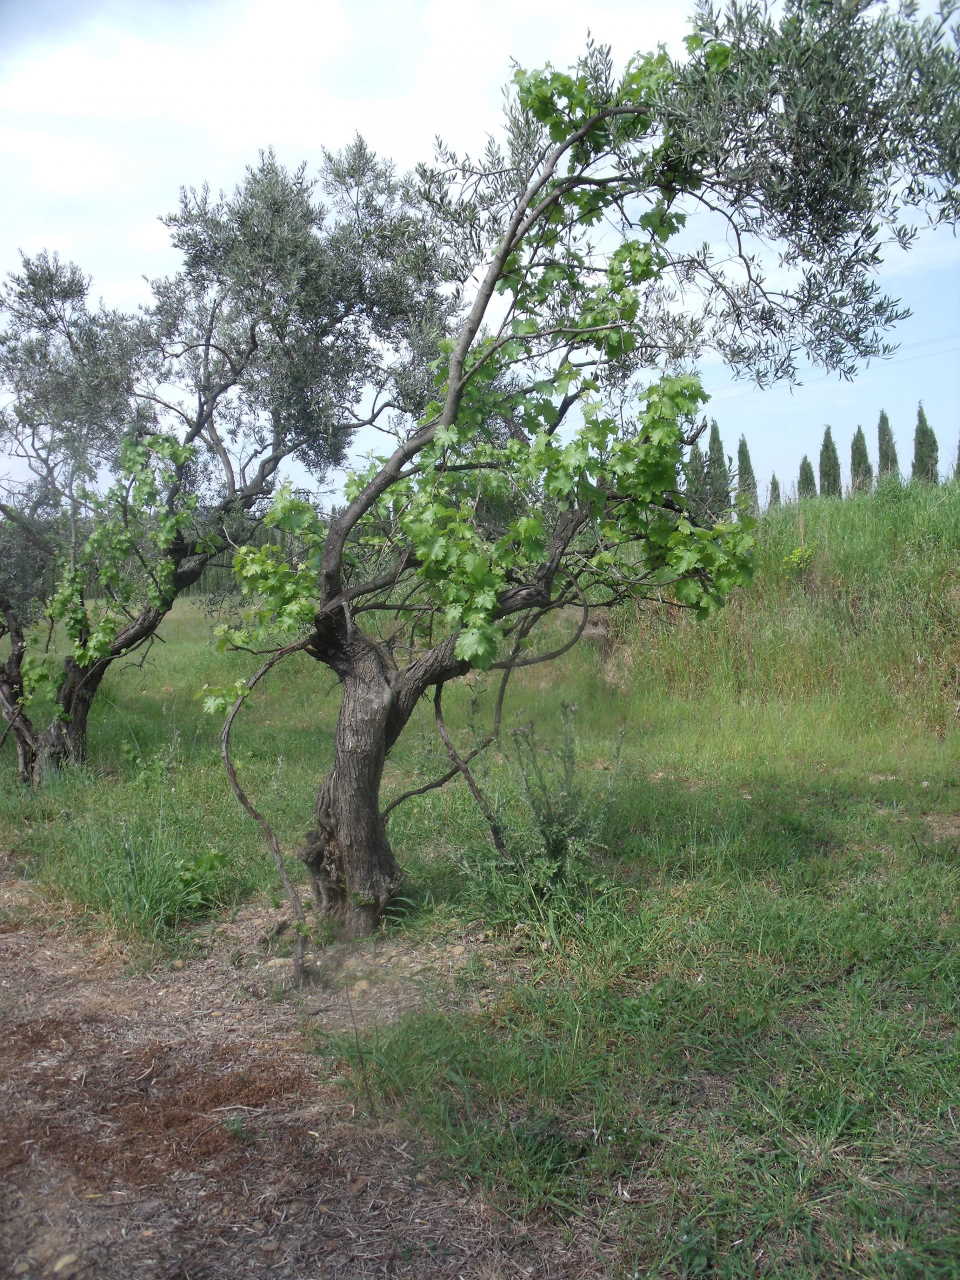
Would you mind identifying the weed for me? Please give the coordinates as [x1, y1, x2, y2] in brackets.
[783, 543, 815, 577]
[450, 704, 620, 934]
[221, 1113, 255, 1143]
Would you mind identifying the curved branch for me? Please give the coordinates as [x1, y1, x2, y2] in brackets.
[320, 104, 648, 601]
[433, 682, 508, 856]
[220, 640, 310, 986]
[489, 600, 589, 670]
[383, 610, 529, 819]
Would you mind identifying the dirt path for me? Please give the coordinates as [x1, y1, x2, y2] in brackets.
[0, 859, 604, 1280]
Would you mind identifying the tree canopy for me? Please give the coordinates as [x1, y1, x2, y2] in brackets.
[215, 0, 960, 936]
[0, 145, 446, 780]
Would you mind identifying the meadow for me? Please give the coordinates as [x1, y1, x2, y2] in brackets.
[2, 478, 959, 1278]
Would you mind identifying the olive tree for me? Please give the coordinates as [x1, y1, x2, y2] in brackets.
[219, 0, 959, 942]
[0, 145, 446, 782]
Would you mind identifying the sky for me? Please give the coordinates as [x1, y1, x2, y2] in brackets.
[1, 0, 958, 499]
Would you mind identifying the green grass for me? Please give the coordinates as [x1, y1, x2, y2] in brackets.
[2, 480, 959, 1274]
[0, 608, 333, 934]
[319, 711, 959, 1275]
[624, 477, 960, 731]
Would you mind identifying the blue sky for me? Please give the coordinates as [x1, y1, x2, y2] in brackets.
[708, 238, 960, 499]
[2, 0, 957, 498]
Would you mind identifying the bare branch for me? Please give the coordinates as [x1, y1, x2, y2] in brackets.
[433, 681, 508, 856]
[220, 641, 311, 985]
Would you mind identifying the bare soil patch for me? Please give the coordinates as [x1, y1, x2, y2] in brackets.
[922, 812, 960, 842]
[0, 855, 608, 1280]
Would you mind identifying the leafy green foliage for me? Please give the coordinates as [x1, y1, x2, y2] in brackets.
[783, 543, 814, 578]
[392, 375, 753, 668]
[199, 680, 250, 716]
[222, 488, 328, 640]
[48, 435, 198, 664]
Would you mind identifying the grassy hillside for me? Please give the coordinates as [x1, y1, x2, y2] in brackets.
[623, 476, 960, 726]
[2, 480, 959, 1277]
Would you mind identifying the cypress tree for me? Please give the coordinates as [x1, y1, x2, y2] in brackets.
[850, 426, 873, 491]
[912, 403, 939, 483]
[955, 434, 960, 480]
[768, 474, 781, 508]
[736, 435, 758, 514]
[705, 420, 731, 516]
[684, 439, 709, 521]
[798, 456, 817, 498]
[877, 410, 898, 478]
[819, 426, 842, 497]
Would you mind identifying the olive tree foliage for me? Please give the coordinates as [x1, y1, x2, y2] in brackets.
[0, 144, 447, 782]
[216, 0, 960, 944]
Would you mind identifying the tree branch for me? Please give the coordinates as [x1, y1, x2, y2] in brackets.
[220, 640, 311, 986]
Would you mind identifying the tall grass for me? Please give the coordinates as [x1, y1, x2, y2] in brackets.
[321, 481, 960, 1277]
[0, 609, 331, 935]
[613, 478, 960, 733]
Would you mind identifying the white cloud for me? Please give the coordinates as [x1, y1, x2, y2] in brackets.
[0, 0, 692, 305]
[0, 0, 956, 486]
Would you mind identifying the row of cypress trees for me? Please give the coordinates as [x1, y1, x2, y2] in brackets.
[685, 421, 766, 518]
[684, 422, 736, 519]
[796, 404, 943, 500]
[686, 405, 950, 517]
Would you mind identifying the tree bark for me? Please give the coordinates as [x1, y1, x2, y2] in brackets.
[30, 657, 109, 780]
[2, 560, 206, 786]
[300, 636, 402, 937]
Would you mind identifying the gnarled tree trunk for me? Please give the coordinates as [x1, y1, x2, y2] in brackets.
[300, 635, 403, 937]
[31, 656, 109, 781]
